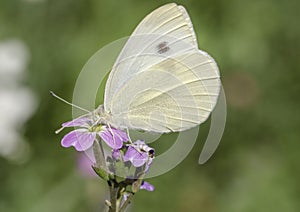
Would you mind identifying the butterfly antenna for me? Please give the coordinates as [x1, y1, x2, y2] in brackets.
[50, 91, 91, 113]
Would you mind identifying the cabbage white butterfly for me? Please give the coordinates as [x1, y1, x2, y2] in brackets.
[99, 3, 220, 133]
[56, 3, 220, 134]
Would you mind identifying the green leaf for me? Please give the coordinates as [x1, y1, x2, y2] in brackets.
[92, 165, 109, 181]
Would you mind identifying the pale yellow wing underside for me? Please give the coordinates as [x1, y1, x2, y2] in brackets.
[108, 50, 220, 132]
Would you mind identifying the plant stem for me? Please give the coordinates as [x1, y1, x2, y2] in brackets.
[93, 137, 106, 169]
[109, 185, 119, 212]
[92, 138, 132, 212]
[93, 138, 119, 211]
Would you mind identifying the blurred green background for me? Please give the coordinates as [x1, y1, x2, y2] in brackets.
[1, 0, 300, 211]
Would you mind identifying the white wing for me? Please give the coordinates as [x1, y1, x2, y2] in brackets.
[104, 3, 220, 132]
[108, 50, 220, 132]
[104, 3, 198, 109]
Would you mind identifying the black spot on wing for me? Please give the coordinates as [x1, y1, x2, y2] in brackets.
[156, 41, 170, 54]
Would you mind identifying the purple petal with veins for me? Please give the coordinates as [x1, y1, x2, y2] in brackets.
[111, 128, 129, 141]
[61, 129, 96, 151]
[62, 116, 91, 128]
[124, 146, 148, 167]
[99, 128, 128, 149]
[140, 181, 155, 191]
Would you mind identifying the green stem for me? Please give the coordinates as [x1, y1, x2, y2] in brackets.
[92, 138, 116, 211]
[109, 184, 119, 212]
[92, 137, 133, 212]
[93, 137, 106, 169]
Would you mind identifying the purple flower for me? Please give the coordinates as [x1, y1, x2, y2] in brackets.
[123, 140, 154, 168]
[62, 128, 97, 151]
[99, 126, 129, 150]
[112, 149, 122, 160]
[140, 181, 155, 192]
[60, 115, 129, 151]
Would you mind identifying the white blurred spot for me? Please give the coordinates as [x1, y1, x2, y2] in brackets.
[0, 39, 29, 82]
[0, 39, 37, 163]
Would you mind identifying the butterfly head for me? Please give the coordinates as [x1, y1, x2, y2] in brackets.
[93, 104, 113, 126]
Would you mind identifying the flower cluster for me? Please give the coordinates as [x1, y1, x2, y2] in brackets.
[60, 115, 128, 151]
[58, 115, 155, 193]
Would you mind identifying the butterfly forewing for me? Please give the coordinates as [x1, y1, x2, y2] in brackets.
[104, 3, 220, 132]
[105, 3, 199, 110]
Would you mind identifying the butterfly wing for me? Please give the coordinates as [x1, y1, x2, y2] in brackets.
[108, 50, 220, 132]
[104, 3, 198, 109]
[104, 3, 220, 132]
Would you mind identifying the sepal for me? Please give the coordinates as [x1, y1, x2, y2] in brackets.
[92, 165, 109, 181]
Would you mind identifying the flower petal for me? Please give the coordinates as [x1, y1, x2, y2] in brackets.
[124, 146, 148, 167]
[140, 181, 155, 191]
[99, 128, 127, 149]
[111, 128, 129, 141]
[62, 115, 91, 128]
[132, 152, 148, 167]
[123, 146, 137, 161]
[61, 129, 96, 151]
